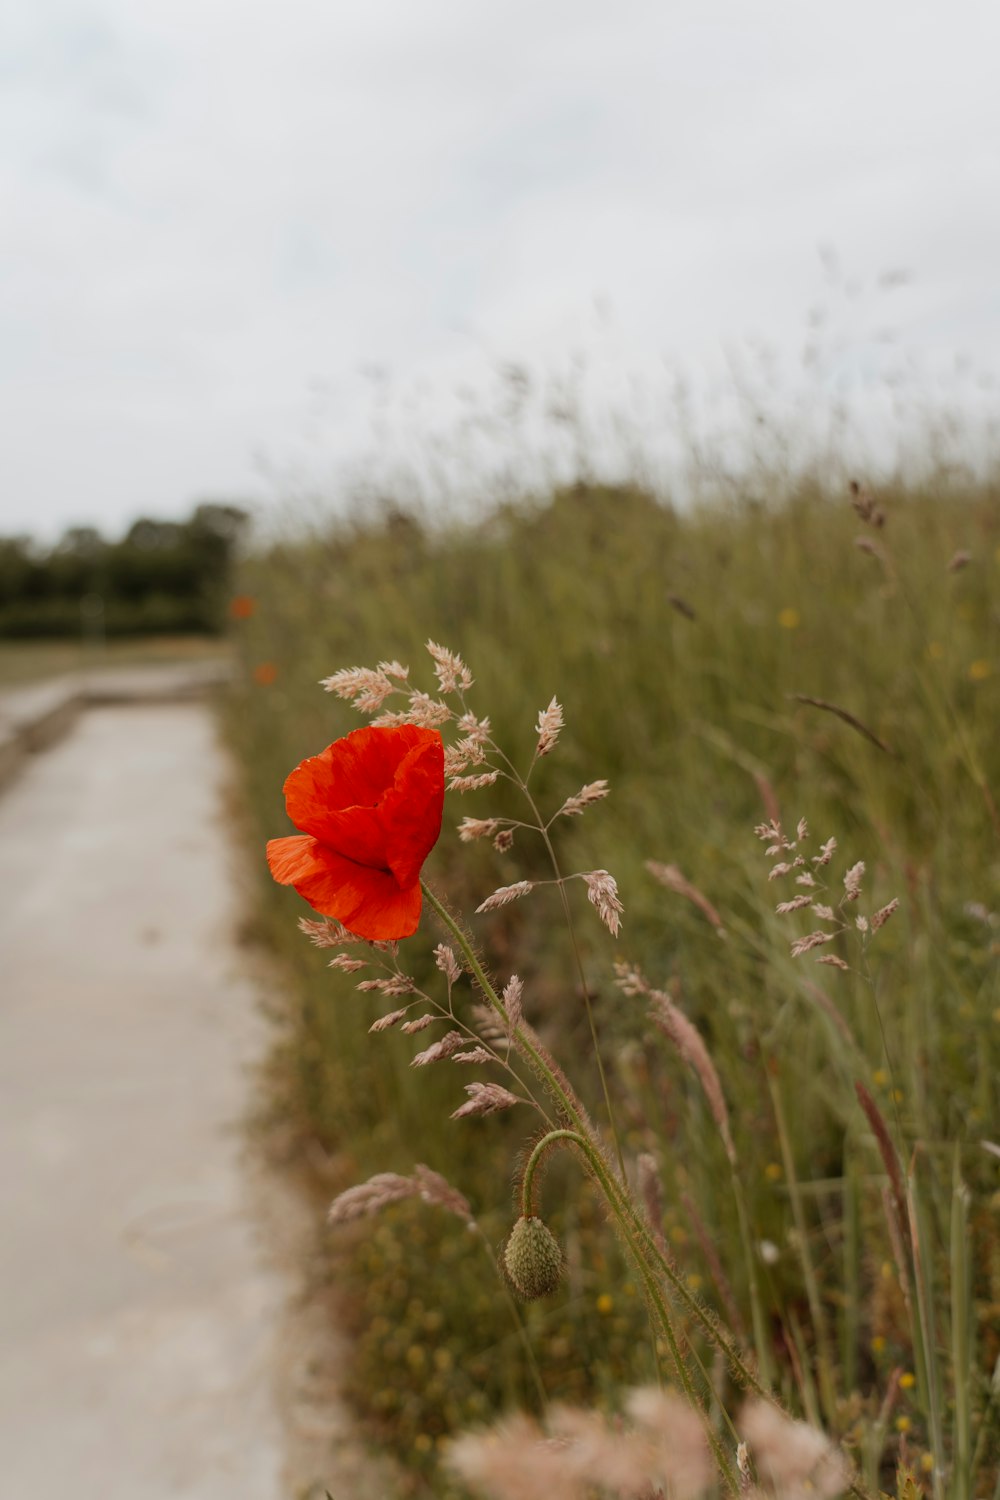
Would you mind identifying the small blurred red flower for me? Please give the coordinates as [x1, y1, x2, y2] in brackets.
[267, 724, 445, 940]
[229, 594, 256, 620]
[252, 661, 278, 686]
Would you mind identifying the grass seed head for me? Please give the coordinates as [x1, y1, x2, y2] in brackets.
[583, 869, 624, 936]
[535, 696, 564, 756]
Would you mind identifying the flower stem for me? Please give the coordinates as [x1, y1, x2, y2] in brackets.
[422, 883, 774, 1411]
[486, 745, 628, 1180]
[517, 1128, 739, 1491]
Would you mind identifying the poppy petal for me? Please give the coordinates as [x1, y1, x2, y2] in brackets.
[311, 805, 389, 870]
[379, 735, 446, 888]
[286, 842, 424, 940]
[283, 724, 436, 842]
[267, 833, 322, 884]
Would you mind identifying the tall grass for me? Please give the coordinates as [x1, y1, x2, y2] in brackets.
[227, 470, 999, 1496]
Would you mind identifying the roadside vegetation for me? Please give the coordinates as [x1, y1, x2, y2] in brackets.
[0, 502, 247, 640]
[228, 462, 999, 1500]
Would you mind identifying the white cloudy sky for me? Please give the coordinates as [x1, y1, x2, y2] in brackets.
[2, 0, 999, 538]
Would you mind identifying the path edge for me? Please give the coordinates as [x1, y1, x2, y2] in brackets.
[0, 660, 232, 795]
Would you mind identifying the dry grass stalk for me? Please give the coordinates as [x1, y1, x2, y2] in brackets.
[375, 974, 416, 996]
[881, 1183, 913, 1315]
[452, 734, 488, 768]
[328, 953, 367, 972]
[327, 1172, 421, 1224]
[404, 689, 453, 726]
[789, 929, 836, 957]
[457, 709, 492, 743]
[477, 880, 534, 913]
[800, 981, 854, 1044]
[646, 860, 724, 931]
[737, 1441, 752, 1493]
[401, 1013, 436, 1034]
[472, 1002, 508, 1046]
[412, 1030, 467, 1066]
[790, 694, 895, 757]
[775, 894, 812, 914]
[618, 963, 735, 1166]
[535, 696, 564, 756]
[648, 989, 735, 1164]
[739, 1399, 850, 1500]
[434, 943, 462, 982]
[445, 743, 474, 777]
[582, 870, 624, 936]
[328, 1164, 471, 1227]
[502, 975, 524, 1035]
[680, 1189, 746, 1337]
[668, 591, 697, 620]
[369, 1008, 408, 1033]
[849, 479, 886, 527]
[426, 639, 474, 694]
[448, 1388, 712, 1500]
[450, 771, 500, 792]
[297, 915, 364, 947]
[356, 975, 414, 995]
[448, 1412, 580, 1500]
[557, 780, 610, 818]
[412, 1163, 474, 1220]
[636, 1152, 667, 1250]
[625, 1389, 713, 1499]
[752, 770, 782, 828]
[870, 898, 899, 931]
[813, 837, 837, 866]
[854, 535, 889, 567]
[855, 1082, 908, 1247]
[459, 817, 501, 842]
[320, 663, 401, 711]
[451, 1082, 523, 1120]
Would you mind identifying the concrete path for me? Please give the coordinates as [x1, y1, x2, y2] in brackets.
[0, 699, 288, 1498]
[0, 660, 232, 791]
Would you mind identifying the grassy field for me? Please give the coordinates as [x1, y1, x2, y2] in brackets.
[0, 634, 226, 689]
[227, 473, 999, 1499]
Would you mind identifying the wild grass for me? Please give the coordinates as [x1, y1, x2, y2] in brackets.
[226, 468, 999, 1497]
[0, 634, 227, 689]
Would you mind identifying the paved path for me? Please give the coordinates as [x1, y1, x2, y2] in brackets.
[0, 701, 288, 1499]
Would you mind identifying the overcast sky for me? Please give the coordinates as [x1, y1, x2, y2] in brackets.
[3, 0, 999, 539]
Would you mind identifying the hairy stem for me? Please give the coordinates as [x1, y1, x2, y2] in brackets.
[423, 883, 771, 1395]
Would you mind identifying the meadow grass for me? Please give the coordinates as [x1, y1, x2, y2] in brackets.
[227, 472, 999, 1498]
[0, 633, 226, 688]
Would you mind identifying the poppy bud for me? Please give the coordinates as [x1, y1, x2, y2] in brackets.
[503, 1215, 563, 1300]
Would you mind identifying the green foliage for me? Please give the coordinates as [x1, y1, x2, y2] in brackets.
[227, 475, 999, 1495]
[339, 1188, 651, 1498]
[0, 502, 248, 638]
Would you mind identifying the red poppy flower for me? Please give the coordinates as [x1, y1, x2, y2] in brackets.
[267, 724, 445, 940]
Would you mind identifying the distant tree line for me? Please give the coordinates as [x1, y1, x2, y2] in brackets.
[0, 503, 249, 639]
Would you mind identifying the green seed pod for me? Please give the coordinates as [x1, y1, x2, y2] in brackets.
[503, 1215, 563, 1300]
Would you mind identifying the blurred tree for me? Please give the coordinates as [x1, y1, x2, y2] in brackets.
[0, 502, 250, 639]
